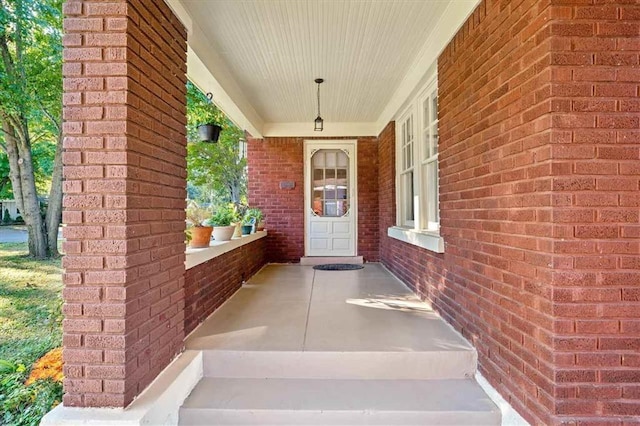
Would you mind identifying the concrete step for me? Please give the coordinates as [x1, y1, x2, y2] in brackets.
[203, 349, 477, 380]
[179, 377, 501, 425]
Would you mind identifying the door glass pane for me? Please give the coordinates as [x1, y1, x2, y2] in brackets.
[310, 149, 350, 217]
[338, 152, 348, 167]
[326, 152, 337, 167]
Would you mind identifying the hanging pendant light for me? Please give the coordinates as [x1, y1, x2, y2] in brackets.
[314, 78, 324, 132]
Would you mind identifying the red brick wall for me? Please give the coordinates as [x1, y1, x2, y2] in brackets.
[247, 138, 304, 262]
[436, 2, 558, 422]
[378, 122, 395, 263]
[379, 1, 640, 423]
[62, 0, 187, 407]
[549, 3, 640, 421]
[357, 138, 380, 262]
[184, 237, 267, 335]
[248, 137, 379, 262]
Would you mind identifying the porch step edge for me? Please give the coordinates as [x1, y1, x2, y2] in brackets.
[179, 377, 500, 425]
[203, 349, 477, 380]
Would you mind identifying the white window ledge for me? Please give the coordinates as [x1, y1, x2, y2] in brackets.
[388, 226, 444, 253]
[185, 231, 267, 270]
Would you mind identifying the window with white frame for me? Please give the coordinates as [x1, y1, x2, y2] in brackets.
[391, 76, 443, 252]
[421, 86, 439, 231]
[398, 111, 416, 227]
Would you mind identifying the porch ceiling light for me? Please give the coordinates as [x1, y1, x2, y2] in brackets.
[314, 78, 324, 132]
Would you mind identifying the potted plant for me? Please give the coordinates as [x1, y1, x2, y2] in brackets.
[210, 204, 237, 241]
[186, 202, 213, 248]
[241, 216, 255, 235]
[197, 123, 222, 143]
[245, 208, 263, 233]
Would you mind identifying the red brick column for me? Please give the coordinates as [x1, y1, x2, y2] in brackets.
[62, 0, 187, 407]
[549, 3, 640, 421]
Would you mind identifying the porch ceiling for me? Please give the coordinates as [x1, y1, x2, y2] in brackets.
[167, 0, 480, 137]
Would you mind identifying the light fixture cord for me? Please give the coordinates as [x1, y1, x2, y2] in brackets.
[317, 82, 321, 116]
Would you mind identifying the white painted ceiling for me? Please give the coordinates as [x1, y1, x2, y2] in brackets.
[173, 0, 477, 136]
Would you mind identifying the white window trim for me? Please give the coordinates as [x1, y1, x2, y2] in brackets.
[388, 226, 444, 253]
[390, 73, 443, 253]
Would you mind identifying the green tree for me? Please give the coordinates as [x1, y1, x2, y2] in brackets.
[186, 81, 247, 207]
[0, 0, 62, 258]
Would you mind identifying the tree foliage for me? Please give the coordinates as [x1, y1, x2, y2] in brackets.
[186, 81, 247, 207]
[0, 0, 63, 258]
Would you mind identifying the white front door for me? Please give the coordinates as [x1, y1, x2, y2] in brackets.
[304, 141, 357, 257]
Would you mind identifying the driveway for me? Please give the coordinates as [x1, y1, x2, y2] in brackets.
[0, 226, 28, 243]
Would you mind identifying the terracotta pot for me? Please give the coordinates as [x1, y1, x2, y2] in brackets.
[189, 226, 213, 248]
[213, 225, 235, 241]
[256, 221, 265, 231]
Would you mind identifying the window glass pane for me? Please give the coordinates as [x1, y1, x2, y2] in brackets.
[336, 168, 347, 180]
[404, 172, 414, 222]
[422, 159, 439, 230]
[431, 125, 439, 156]
[431, 95, 438, 122]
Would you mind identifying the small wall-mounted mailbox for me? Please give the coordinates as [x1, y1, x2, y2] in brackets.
[279, 181, 295, 190]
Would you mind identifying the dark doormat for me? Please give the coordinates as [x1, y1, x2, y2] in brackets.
[313, 264, 364, 271]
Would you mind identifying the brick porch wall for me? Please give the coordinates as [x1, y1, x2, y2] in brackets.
[380, 0, 640, 423]
[184, 238, 267, 335]
[61, 0, 187, 407]
[247, 137, 379, 262]
[549, 2, 640, 421]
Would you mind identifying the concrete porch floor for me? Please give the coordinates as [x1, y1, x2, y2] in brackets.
[185, 263, 472, 353]
[180, 264, 501, 425]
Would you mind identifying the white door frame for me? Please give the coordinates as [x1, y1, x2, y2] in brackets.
[304, 140, 358, 257]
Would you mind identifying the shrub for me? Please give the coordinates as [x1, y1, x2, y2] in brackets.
[0, 349, 64, 426]
[2, 208, 11, 224]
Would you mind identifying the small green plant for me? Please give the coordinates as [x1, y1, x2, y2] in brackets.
[210, 204, 238, 226]
[185, 202, 212, 227]
[244, 207, 263, 224]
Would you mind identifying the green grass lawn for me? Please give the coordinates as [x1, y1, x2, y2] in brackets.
[0, 243, 62, 364]
[0, 242, 63, 425]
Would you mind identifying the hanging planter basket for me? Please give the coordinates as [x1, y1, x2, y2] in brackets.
[197, 123, 222, 143]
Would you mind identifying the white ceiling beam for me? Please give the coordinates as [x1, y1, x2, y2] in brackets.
[165, 0, 265, 138]
[262, 122, 379, 138]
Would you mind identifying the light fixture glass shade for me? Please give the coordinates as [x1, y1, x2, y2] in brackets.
[314, 116, 323, 131]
